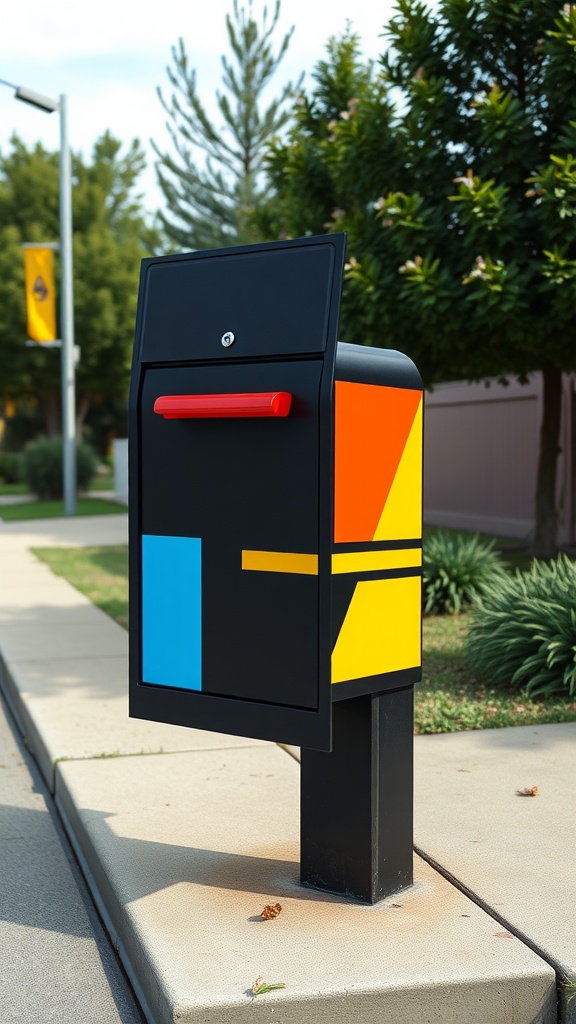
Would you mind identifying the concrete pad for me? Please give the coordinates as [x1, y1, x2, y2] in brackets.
[0, 538, 269, 793]
[0, 549, 51, 567]
[415, 724, 576, 1021]
[56, 745, 556, 1024]
[0, 618, 129, 661]
[0, 586, 113, 626]
[0, 652, 269, 793]
[0, 544, 126, 658]
[0, 563, 73, 587]
[0, 492, 35, 505]
[0, 512, 128, 548]
[0, 565, 84, 586]
[0, 692, 144, 1024]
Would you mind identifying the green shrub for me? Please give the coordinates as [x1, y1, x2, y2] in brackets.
[423, 531, 507, 615]
[21, 436, 97, 499]
[0, 451, 22, 484]
[466, 555, 576, 698]
[2, 406, 43, 451]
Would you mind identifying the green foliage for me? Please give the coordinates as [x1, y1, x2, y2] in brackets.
[265, 0, 576, 375]
[0, 451, 21, 484]
[423, 531, 506, 615]
[262, 0, 576, 555]
[418, 608, 576, 731]
[256, 27, 386, 242]
[0, 132, 159, 434]
[32, 546, 128, 627]
[20, 436, 97, 499]
[466, 555, 576, 698]
[0, 404, 43, 451]
[152, 0, 301, 250]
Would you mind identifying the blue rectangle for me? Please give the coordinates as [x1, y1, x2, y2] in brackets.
[142, 535, 202, 690]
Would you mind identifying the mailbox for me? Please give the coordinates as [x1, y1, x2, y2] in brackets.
[129, 233, 423, 902]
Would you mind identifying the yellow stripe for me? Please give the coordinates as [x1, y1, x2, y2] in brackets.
[242, 548, 422, 575]
[242, 550, 319, 575]
[331, 548, 422, 574]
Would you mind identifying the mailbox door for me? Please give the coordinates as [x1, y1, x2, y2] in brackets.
[138, 359, 322, 711]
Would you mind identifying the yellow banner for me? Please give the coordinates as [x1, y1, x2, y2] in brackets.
[23, 246, 57, 342]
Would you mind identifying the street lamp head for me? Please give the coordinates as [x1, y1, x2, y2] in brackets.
[15, 85, 59, 113]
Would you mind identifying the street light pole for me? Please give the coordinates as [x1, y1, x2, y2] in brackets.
[0, 77, 76, 515]
[58, 93, 76, 517]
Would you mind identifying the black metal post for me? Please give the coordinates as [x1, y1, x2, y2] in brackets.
[300, 687, 414, 904]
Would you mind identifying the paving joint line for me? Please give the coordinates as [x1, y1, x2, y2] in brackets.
[414, 843, 569, 1022]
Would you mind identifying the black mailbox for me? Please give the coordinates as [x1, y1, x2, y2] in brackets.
[129, 234, 423, 902]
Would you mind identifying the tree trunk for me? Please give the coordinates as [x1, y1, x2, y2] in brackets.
[37, 388, 61, 437]
[76, 391, 91, 438]
[532, 365, 563, 559]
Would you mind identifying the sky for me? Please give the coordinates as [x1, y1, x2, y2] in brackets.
[0, 0, 410, 217]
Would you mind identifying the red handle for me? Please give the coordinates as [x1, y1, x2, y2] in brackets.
[154, 391, 292, 419]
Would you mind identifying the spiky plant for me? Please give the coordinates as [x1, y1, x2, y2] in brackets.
[466, 555, 576, 698]
[423, 532, 507, 616]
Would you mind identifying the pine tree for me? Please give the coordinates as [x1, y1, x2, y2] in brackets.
[152, 0, 301, 251]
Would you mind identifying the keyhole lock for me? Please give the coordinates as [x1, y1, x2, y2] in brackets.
[221, 331, 235, 348]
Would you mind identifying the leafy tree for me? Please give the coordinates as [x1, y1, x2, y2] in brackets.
[0, 132, 159, 437]
[263, 2, 576, 557]
[254, 28, 381, 241]
[152, 0, 302, 250]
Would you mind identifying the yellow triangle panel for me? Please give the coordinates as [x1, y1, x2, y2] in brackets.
[331, 576, 421, 684]
[373, 397, 423, 541]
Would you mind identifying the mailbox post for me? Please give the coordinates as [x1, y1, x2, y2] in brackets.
[129, 233, 423, 903]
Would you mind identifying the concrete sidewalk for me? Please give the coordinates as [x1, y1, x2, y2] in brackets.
[0, 512, 573, 1024]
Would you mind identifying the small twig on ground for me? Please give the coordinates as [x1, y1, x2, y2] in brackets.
[251, 976, 286, 996]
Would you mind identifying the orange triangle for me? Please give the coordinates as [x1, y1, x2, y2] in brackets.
[334, 381, 422, 543]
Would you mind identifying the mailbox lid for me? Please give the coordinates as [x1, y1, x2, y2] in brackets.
[137, 237, 341, 364]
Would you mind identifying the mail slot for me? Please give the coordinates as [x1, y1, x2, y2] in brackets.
[129, 233, 423, 755]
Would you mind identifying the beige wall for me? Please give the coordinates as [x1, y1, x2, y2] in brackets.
[423, 373, 575, 545]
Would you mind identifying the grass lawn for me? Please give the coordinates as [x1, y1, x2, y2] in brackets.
[86, 472, 114, 491]
[0, 471, 113, 497]
[31, 543, 576, 734]
[0, 482, 28, 496]
[420, 612, 576, 732]
[0, 468, 113, 495]
[32, 545, 130, 630]
[0, 497, 126, 521]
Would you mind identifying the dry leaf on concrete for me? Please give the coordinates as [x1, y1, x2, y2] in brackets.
[261, 902, 282, 920]
[516, 786, 539, 796]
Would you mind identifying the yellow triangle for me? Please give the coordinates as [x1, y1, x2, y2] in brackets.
[373, 398, 423, 541]
[331, 576, 421, 684]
